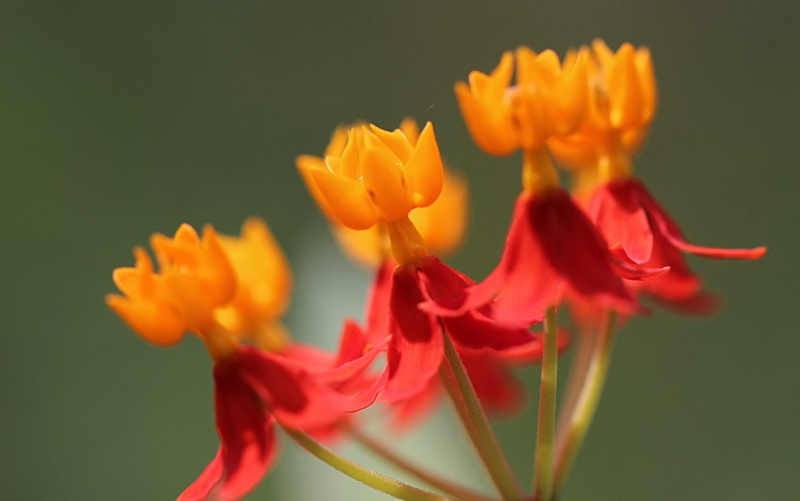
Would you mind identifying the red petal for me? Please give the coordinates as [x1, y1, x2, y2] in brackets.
[365, 262, 394, 345]
[629, 178, 767, 260]
[383, 263, 444, 403]
[610, 244, 671, 280]
[234, 347, 350, 429]
[416, 256, 535, 349]
[589, 180, 654, 264]
[177, 448, 225, 501]
[531, 189, 637, 312]
[631, 225, 704, 301]
[200, 357, 278, 501]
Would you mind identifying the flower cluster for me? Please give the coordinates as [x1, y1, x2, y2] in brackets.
[108, 39, 765, 501]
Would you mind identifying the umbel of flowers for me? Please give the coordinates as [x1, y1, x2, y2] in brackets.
[107, 39, 765, 501]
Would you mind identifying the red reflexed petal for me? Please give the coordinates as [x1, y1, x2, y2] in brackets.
[365, 262, 394, 345]
[441, 310, 533, 350]
[333, 319, 371, 368]
[589, 181, 654, 264]
[471, 193, 562, 322]
[628, 178, 767, 260]
[631, 224, 704, 301]
[234, 347, 349, 429]
[177, 448, 225, 501]
[533, 190, 636, 310]
[383, 263, 444, 402]
[415, 256, 535, 349]
[202, 358, 278, 501]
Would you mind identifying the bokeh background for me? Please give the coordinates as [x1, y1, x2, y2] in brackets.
[2, 1, 797, 499]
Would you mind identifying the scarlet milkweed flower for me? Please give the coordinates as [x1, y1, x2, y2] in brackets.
[549, 40, 766, 312]
[449, 46, 639, 324]
[299, 121, 537, 404]
[107, 222, 380, 501]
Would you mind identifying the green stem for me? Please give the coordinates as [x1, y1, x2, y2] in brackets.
[439, 332, 523, 501]
[532, 306, 558, 501]
[348, 425, 497, 501]
[555, 326, 597, 445]
[284, 426, 456, 501]
[552, 310, 617, 495]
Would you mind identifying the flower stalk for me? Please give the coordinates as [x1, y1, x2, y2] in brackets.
[532, 306, 558, 501]
[348, 425, 496, 501]
[439, 332, 523, 501]
[285, 426, 456, 501]
[552, 310, 617, 495]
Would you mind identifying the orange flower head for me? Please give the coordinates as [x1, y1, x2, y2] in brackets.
[214, 217, 293, 351]
[547, 39, 658, 184]
[107, 223, 239, 359]
[455, 47, 589, 156]
[301, 118, 468, 267]
[298, 121, 444, 231]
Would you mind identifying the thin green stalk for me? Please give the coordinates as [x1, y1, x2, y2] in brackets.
[555, 326, 597, 439]
[284, 426, 455, 501]
[532, 306, 558, 501]
[552, 310, 617, 495]
[348, 425, 497, 501]
[439, 332, 523, 501]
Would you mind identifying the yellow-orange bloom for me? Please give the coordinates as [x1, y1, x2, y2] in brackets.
[547, 39, 657, 184]
[300, 118, 468, 267]
[455, 47, 588, 156]
[106, 224, 237, 350]
[298, 122, 444, 230]
[214, 217, 293, 351]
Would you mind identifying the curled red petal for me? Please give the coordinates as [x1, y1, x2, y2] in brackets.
[610, 244, 671, 280]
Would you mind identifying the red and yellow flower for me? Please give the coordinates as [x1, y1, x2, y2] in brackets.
[107, 221, 380, 501]
[299, 120, 538, 404]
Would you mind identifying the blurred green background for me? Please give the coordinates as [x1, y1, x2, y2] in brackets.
[1, 1, 797, 499]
